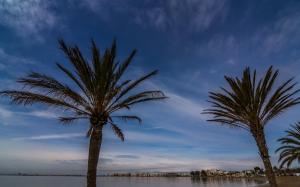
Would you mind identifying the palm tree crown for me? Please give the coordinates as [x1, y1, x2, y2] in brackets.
[203, 66, 300, 132]
[276, 123, 300, 168]
[0, 39, 167, 140]
[203, 66, 300, 187]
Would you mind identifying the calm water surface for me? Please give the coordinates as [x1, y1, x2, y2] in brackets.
[0, 176, 266, 187]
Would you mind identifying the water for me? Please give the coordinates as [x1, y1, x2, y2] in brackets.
[0, 176, 266, 187]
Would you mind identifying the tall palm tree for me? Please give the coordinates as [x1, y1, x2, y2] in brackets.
[203, 66, 300, 187]
[0, 39, 166, 187]
[276, 122, 300, 168]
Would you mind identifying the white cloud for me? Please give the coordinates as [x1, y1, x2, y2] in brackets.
[79, 0, 126, 15]
[12, 133, 85, 141]
[164, 92, 206, 120]
[0, 0, 58, 39]
[0, 106, 12, 118]
[96, 149, 262, 172]
[253, 10, 300, 56]
[124, 130, 184, 145]
[141, 80, 207, 120]
[195, 35, 240, 64]
[0, 105, 60, 126]
[0, 48, 37, 89]
[0, 106, 15, 125]
[0, 140, 87, 170]
[80, 0, 228, 32]
[135, 0, 228, 32]
[26, 110, 58, 119]
[0, 137, 273, 174]
[0, 48, 38, 94]
[0, 48, 35, 66]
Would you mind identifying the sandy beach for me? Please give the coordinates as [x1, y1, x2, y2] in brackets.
[258, 176, 300, 187]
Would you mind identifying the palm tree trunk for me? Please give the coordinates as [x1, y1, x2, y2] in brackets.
[253, 130, 277, 187]
[87, 125, 103, 187]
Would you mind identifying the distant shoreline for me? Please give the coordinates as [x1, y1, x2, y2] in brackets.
[0, 174, 86, 177]
[0, 174, 266, 178]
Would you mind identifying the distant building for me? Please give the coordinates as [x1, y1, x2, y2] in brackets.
[165, 173, 179, 177]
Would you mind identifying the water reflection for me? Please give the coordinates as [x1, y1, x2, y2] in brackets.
[191, 177, 266, 186]
[0, 176, 267, 187]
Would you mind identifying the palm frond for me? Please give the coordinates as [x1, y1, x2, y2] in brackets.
[109, 90, 166, 112]
[59, 116, 87, 125]
[204, 66, 300, 131]
[58, 39, 95, 103]
[0, 39, 166, 139]
[0, 90, 81, 110]
[276, 122, 300, 168]
[56, 62, 92, 104]
[111, 70, 159, 106]
[18, 71, 90, 108]
[91, 39, 101, 74]
[111, 115, 142, 124]
[112, 50, 137, 87]
[109, 122, 124, 141]
[86, 125, 93, 138]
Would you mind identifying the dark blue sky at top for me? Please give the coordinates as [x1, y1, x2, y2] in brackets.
[1, 0, 300, 174]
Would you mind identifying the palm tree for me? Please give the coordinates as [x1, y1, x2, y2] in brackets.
[276, 122, 300, 168]
[0, 39, 166, 187]
[203, 66, 300, 187]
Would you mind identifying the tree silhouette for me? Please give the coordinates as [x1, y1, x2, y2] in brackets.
[203, 66, 300, 187]
[0, 39, 166, 187]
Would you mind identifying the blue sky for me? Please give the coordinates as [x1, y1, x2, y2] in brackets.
[1, 0, 300, 174]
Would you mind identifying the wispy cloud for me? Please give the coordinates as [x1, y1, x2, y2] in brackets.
[0, 107, 12, 119]
[0, 0, 58, 39]
[0, 137, 264, 174]
[0, 48, 37, 91]
[96, 151, 262, 172]
[136, 78, 207, 120]
[79, 0, 128, 19]
[0, 106, 14, 125]
[115, 155, 139, 159]
[194, 34, 240, 65]
[123, 130, 184, 145]
[0, 105, 60, 126]
[134, 0, 228, 32]
[80, 0, 228, 33]
[253, 9, 300, 56]
[164, 92, 206, 120]
[0, 48, 35, 65]
[12, 133, 85, 141]
[0, 140, 87, 165]
[25, 110, 59, 119]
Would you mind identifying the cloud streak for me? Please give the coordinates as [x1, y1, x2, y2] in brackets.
[0, 48, 36, 76]
[0, 48, 35, 65]
[12, 133, 85, 141]
[0, 107, 12, 119]
[80, 0, 228, 33]
[0, 105, 61, 126]
[253, 8, 300, 56]
[25, 110, 59, 119]
[164, 92, 206, 120]
[135, 0, 228, 32]
[0, 0, 58, 39]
